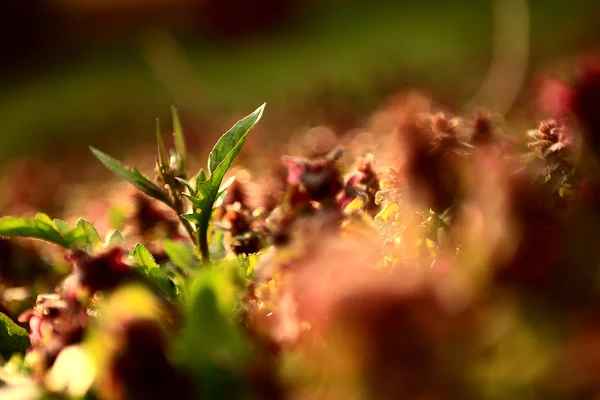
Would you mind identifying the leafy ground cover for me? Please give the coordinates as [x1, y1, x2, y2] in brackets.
[2, 52, 600, 399]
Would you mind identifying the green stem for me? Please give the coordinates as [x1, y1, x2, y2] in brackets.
[198, 227, 210, 265]
[165, 178, 196, 246]
[165, 178, 209, 265]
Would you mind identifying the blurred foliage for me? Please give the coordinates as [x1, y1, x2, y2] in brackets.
[0, 0, 598, 163]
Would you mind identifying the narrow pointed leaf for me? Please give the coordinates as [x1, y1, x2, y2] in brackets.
[181, 213, 202, 225]
[197, 169, 207, 182]
[193, 168, 208, 193]
[172, 106, 187, 176]
[90, 147, 170, 205]
[208, 103, 265, 176]
[175, 177, 195, 195]
[156, 118, 169, 170]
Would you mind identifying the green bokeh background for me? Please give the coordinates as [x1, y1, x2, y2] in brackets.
[0, 0, 598, 164]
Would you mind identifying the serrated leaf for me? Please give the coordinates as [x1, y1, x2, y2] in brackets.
[175, 177, 195, 195]
[148, 268, 178, 300]
[54, 219, 88, 249]
[90, 147, 171, 205]
[0, 217, 69, 248]
[181, 213, 202, 225]
[106, 230, 127, 250]
[184, 194, 206, 209]
[133, 243, 159, 270]
[53, 219, 73, 237]
[0, 313, 30, 360]
[34, 213, 55, 227]
[163, 239, 199, 270]
[172, 106, 187, 176]
[132, 244, 177, 299]
[197, 169, 207, 183]
[77, 219, 101, 248]
[185, 104, 265, 263]
[208, 103, 264, 177]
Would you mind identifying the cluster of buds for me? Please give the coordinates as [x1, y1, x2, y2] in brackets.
[282, 147, 345, 206]
[15, 247, 153, 384]
[527, 119, 573, 159]
[213, 178, 266, 255]
[339, 154, 381, 215]
[222, 202, 263, 255]
[468, 109, 499, 146]
[398, 111, 466, 212]
[18, 294, 87, 377]
[267, 148, 346, 245]
[63, 247, 134, 299]
[421, 112, 463, 151]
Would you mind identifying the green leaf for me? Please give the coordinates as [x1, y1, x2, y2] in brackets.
[240, 253, 260, 277]
[3, 215, 98, 250]
[34, 213, 55, 227]
[180, 212, 202, 225]
[163, 239, 199, 270]
[132, 243, 178, 300]
[148, 268, 178, 300]
[178, 267, 249, 365]
[132, 243, 159, 270]
[156, 118, 169, 171]
[0, 313, 30, 360]
[77, 219, 102, 248]
[54, 219, 88, 249]
[208, 103, 265, 177]
[0, 217, 69, 248]
[106, 230, 127, 250]
[175, 177, 195, 195]
[185, 104, 265, 262]
[196, 169, 207, 185]
[53, 219, 73, 237]
[90, 147, 171, 205]
[172, 106, 187, 176]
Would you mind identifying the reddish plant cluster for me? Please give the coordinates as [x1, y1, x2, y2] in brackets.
[3, 53, 600, 400]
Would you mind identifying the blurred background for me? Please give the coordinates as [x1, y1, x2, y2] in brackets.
[0, 0, 598, 171]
